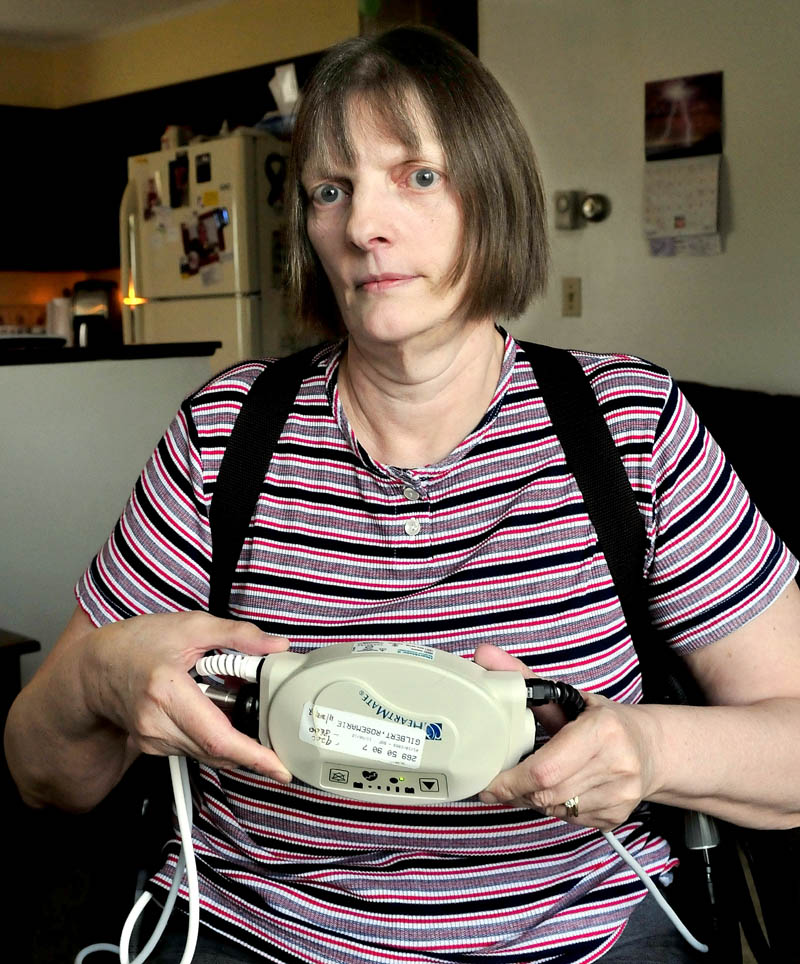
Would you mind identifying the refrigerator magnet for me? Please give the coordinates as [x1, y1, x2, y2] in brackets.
[264, 152, 287, 209]
[143, 176, 163, 220]
[196, 153, 212, 183]
[169, 153, 190, 208]
[201, 263, 223, 286]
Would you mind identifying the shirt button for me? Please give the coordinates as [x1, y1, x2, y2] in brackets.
[404, 518, 421, 536]
[402, 486, 421, 502]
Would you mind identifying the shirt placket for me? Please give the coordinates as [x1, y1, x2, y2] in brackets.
[398, 481, 432, 549]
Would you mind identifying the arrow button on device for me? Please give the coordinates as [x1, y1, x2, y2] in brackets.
[419, 778, 440, 792]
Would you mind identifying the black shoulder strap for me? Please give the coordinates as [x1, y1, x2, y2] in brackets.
[207, 336, 683, 698]
[518, 341, 693, 702]
[522, 341, 790, 962]
[207, 344, 323, 618]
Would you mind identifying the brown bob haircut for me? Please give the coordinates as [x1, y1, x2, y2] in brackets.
[287, 26, 548, 339]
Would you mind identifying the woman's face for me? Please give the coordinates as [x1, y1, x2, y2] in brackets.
[302, 101, 474, 351]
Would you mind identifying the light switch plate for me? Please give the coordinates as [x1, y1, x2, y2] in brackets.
[554, 191, 582, 230]
[562, 277, 582, 317]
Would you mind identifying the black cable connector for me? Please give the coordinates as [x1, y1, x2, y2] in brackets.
[203, 682, 261, 737]
[231, 683, 260, 738]
[525, 678, 586, 721]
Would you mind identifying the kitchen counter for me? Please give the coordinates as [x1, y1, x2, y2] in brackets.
[0, 340, 221, 366]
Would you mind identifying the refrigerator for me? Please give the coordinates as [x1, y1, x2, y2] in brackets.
[120, 130, 303, 369]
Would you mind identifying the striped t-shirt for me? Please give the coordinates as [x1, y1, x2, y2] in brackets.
[76, 333, 797, 963]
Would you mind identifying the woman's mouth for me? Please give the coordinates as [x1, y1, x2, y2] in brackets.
[356, 274, 417, 293]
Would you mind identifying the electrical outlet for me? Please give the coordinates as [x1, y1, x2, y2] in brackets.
[562, 277, 582, 317]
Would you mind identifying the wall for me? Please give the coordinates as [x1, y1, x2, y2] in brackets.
[480, 0, 800, 394]
[0, 43, 54, 106]
[0, 0, 357, 108]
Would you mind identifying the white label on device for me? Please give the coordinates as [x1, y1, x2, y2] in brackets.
[300, 702, 425, 768]
[351, 641, 434, 660]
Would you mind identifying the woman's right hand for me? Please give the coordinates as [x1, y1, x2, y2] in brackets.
[82, 610, 293, 778]
[4, 606, 292, 812]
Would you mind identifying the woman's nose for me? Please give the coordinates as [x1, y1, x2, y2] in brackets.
[345, 186, 394, 249]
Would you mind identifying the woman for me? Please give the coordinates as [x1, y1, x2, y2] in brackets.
[5, 26, 800, 964]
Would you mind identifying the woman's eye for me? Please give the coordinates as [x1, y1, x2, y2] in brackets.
[311, 184, 343, 205]
[410, 169, 440, 189]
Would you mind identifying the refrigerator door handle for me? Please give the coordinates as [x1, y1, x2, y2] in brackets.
[119, 178, 142, 344]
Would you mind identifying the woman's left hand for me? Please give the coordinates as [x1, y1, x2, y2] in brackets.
[473, 643, 662, 830]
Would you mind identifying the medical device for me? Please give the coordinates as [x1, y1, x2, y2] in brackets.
[78, 642, 709, 963]
[199, 641, 586, 802]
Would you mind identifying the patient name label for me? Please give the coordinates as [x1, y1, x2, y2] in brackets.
[300, 702, 424, 768]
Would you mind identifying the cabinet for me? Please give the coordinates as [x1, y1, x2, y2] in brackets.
[1, 105, 59, 269]
[0, 52, 321, 271]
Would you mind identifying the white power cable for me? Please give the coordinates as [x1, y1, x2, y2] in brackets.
[194, 653, 263, 683]
[166, 756, 199, 964]
[601, 829, 709, 953]
[119, 892, 154, 964]
[74, 944, 120, 962]
[118, 757, 198, 964]
[75, 756, 198, 964]
[117, 849, 186, 962]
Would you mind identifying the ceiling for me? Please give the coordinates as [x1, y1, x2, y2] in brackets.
[0, 0, 230, 48]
